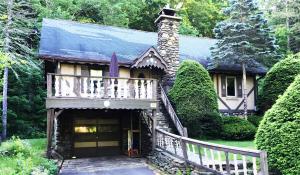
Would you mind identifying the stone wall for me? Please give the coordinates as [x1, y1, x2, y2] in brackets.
[53, 114, 73, 158]
[147, 149, 214, 175]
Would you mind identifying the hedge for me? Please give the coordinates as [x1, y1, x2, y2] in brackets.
[221, 117, 256, 140]
[258, 53, 300, 113]
[256, 75, 300, 174]
[169, 60, 220, 138]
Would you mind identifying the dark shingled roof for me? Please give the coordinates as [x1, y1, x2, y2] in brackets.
[39, 19, 267, 75]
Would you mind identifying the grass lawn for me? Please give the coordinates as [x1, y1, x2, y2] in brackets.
[186, 139, 256, 161]
[202, 139, 256, 150]
[0, 138, 57, 175]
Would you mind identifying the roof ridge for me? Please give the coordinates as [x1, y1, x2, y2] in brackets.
[42, 18, 216, 41]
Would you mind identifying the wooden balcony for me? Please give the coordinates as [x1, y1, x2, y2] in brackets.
[46, 73, 158, 110]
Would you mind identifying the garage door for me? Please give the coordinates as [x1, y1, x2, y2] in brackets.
[73, 118, 120, 157]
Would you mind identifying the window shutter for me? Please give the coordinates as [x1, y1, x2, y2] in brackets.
[81, 66, 89, 76]
[221, 75, 226, 97]
[237, 76, 243, 97]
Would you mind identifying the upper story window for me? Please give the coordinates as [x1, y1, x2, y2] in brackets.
[221, 75, 242, 98]
[226, 77, 236, 97]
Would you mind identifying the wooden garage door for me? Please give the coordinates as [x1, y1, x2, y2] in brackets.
[73, 118, 120, 157]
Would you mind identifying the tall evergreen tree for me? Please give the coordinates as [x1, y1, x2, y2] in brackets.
[210, 0, 279, 118]
[0, 0, 37, 139]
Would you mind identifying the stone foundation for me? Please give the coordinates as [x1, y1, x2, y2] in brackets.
[53, 114, 73, 158]
[147, 149, 214, 175]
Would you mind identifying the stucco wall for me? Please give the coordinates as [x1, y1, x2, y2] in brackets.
[212, 74, 256, 111]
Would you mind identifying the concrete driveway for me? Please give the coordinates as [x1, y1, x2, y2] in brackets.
[59, 156, 158, 175]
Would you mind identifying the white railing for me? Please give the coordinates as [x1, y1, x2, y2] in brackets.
[47, 74, 157, 100]
[156, 129, 269, 175]
[160, 84, 187, 137]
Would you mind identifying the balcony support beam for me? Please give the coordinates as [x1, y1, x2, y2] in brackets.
[46, 98, 158, 110]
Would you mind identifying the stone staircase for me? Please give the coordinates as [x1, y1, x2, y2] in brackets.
[156, 100, 172, 132]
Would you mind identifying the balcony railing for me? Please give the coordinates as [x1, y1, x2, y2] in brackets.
[47, 73, 158, 100]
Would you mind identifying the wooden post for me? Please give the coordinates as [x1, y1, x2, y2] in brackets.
[225, 151, 230, 174]
[180, 137, 188, 166]
[260, 151, 269, 175]
[152, 109, 157, 150]
[47, 109, 54, 158]
[47, 74, 52, 97]
[183, 127, 188, 137]
[152, 80, 157, 100]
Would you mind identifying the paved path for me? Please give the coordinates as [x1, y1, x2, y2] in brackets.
[59, 156, 158, 175]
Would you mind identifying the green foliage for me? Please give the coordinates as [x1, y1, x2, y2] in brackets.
[256, 74, 300, 175]
[260, 0, 300, 54]
[0, 138, 58, 175]
[169, 60, 220, 137]
[211, 0, 279, 68]
[0, 136, 31, 156]
[182, 0, 226, 37]
[258, 53, 300, 113]
[221, 117, 256, 140]
[247, 115, 263, 127]
[31, 0, 225, 37]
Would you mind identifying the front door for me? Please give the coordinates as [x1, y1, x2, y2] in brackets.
[73, 117, 121, 157]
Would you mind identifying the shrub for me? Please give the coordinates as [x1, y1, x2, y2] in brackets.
[183, 112, 223, 139]
[256, 75, 300, 175]
[0, 136, 31, 157]
[258, 53, 300, 113]
[247, 115, 263, 127]
[169, 60, 220, 137]
[221, 117, 256, 140]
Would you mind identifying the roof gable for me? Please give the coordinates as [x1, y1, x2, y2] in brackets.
[132, 47, 167, 70]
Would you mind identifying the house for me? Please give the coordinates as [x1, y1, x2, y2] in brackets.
[39, 8, 266, 158]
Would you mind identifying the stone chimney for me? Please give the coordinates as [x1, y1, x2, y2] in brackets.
[155, 7, 181, 86]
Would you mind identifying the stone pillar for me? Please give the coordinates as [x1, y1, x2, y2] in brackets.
[155, 7, 181, 88]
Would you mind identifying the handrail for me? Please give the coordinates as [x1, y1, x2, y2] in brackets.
[155, 128, 269, 175]
[160, 84, 187, 137]
[141, 111, 153, 134]
[47, 73, 157, 81]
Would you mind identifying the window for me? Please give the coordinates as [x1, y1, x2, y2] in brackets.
[226, 77, 236, 96]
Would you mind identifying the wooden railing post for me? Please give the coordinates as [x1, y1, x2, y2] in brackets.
[152, 80, 157, 100]
[47, 74, 52, 97]
[183, 127, 188, 137]
[180, 137, 188, 166]
[152, 109, 157, 150]
[260, 151, 269, 175]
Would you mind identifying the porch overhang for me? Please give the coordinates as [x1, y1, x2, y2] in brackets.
[46, 98, 159, 110]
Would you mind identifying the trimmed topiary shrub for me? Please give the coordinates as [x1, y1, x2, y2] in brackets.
[247, 115, 263, 127]
[221, 117, 256, 140]
[256, 75, 300, 175]
[258, 53, 300, 113]
[169, 60, 220, 138]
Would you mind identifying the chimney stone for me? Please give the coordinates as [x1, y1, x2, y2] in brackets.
[155, 7, 181, 86]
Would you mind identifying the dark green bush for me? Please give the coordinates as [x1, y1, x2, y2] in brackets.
[247, 115, 263, 127]
[169, 60, 220, 137]
[182, 112, 223, 139]
[258, 53, 300, 113]
[256, 75, 300, 175]
[221, 117, 256, 140]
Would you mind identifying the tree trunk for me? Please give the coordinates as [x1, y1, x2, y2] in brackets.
[285, 0, 290, 51]
[2, 0, 13, 140]
[2, 67, 8, 140]
[242, 62, 248, 119]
